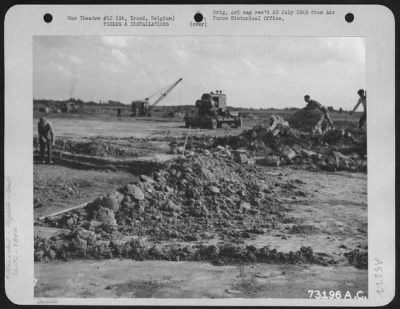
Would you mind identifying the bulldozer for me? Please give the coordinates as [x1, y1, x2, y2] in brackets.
[184, 90, 242, 129]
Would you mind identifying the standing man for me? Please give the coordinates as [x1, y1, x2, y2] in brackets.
[304, 95, 334, 134]
[350, 89, 366, 129]
[38, 117, 55, 164]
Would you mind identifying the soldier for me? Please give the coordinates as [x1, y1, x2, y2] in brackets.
[38, 117, 55, 164]
[350, 89, 366, 129]
[304, 95, 334, 134]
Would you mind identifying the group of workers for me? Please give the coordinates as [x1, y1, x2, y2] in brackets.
[36, 89, 367, 164]
[304, 89, 366, 134]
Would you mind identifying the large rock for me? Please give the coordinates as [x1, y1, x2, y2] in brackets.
[102, 224, 118, 234]
[102, 195, 120, 212]
[34, 250, 44, 262]
[280, 145, 296, 161]
[268, 115, 289, 136]
[66, 217, 75, 227]
[240, 202, 251, 211]
[208, 186, 220, 194]
[95, 206, 117, 225]
[166, 200, 180, 212]
[139, 174, 154, 183]
[124, 184, 145, 200]
[75, 228, 96, 241]
[71, 236, 87, 250]
[46, 249, 57, 260]
[109, 190, 124, 203]
[233, 149, 255, 165]
[235, 153, 249, 164]
[264, 155, 280, 167]
[289, 107, 324, 132]
[301, 149, 318, 158]
[332, 151, 352, 169]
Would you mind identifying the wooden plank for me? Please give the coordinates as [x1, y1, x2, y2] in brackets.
[38, 202, 89, 221]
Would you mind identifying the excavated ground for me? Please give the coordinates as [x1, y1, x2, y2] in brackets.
[34, 151, 367, 269]
[34, 117, 367, 298]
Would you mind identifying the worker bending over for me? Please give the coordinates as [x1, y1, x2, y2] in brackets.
[304, 95, 334, 134]
[38, 117, 55, 164]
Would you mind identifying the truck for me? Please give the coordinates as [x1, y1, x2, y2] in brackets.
[184, 90, 242, 129]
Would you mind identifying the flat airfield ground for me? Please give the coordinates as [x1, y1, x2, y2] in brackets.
[34, 113, 367, 299]
[33, 109, 361, 139]
[33, 115, 248, 139]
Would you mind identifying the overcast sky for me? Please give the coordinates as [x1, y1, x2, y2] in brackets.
[33, 36, 365, 109]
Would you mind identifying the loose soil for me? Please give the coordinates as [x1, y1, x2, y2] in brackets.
[35, 260, 367, 298]
[34, 115, 367, 298]
[34, 165, 134, 219]
[34, 166, 367, 297]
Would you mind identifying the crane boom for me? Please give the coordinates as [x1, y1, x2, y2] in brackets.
[151, 78, 183, 107]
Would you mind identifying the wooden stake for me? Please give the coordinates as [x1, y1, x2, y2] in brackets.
[38, 201, 89, 221]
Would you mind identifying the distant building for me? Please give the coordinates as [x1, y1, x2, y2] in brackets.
[33, 101, 50, 113]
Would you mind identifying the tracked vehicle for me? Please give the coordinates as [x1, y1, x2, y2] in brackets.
[184, 90, 242, 129]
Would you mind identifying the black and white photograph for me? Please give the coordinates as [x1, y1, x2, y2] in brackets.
[4, 4, 395, 306]
[32, 35, 368, 298]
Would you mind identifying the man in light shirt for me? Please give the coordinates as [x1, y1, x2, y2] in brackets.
[350, 89, 366, 129]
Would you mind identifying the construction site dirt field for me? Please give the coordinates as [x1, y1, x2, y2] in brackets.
[33, 116, 248, 139]
[34, 114, 367, 299]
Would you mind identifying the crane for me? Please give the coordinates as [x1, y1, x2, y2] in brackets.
[131, 78, 183, 116]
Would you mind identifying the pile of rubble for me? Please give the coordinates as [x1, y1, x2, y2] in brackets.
[38, 152, 298, 238]
[34, 233, 335, 266]
[289, 108, 327, 132]
[35, 152, 326, 264]
[344, 249, 368, 269]
[212, 117, 367, 172]
[33, 118, 367, 267]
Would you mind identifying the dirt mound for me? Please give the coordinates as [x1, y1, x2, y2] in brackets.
[288, 108, 325, 132]
[35, 152, 325, 264]
[40, 153, 295, 238]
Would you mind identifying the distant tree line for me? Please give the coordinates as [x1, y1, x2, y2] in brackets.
[33, 98, 128, 107]
[33, 99, 346, 113]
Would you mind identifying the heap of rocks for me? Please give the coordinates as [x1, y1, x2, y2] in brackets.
[35, 152, 314, 263]
[344, 249, 368, 269]
[42, 153, 295, 238]
[34, 231, 336, 266]
[289, 107, 326, 132]
[213, 118, 367, 172]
